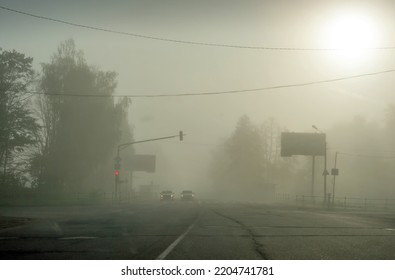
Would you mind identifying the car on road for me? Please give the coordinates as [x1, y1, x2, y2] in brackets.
[160, 190, 175, 201]
[180, 190, 195, 201]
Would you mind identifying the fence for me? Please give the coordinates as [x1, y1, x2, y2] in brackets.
[276, 193, 395, 211]
[0, 190, 114, 206]
[0, 188, 160, 206]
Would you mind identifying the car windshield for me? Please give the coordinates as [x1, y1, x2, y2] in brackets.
[1, 3, 395, 278]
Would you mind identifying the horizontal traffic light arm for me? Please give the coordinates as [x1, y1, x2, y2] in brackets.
[118, 131, 185, 152]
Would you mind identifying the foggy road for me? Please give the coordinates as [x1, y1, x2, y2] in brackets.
[1, 201, 395, 260]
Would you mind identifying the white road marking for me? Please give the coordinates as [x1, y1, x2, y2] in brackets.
[156, 215, 200, 260]
[49, 221, 63, 235]
[59, 236, 97, 240]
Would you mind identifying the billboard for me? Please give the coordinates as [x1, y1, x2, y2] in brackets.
[131, 154, 156, 172]
[281, 132, 326, 157]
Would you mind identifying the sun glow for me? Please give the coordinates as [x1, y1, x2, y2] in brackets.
[323, 10, 381, 65]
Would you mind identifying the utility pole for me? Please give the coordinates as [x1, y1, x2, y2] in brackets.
[114, 131, 185, 201]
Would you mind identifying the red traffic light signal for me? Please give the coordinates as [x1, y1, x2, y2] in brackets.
[115, 170, 119, 176]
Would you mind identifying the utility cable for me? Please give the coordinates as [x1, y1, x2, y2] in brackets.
[1, 5, 395, 51]
[23, 68, 395, 98]
[338, 152, 395, 159]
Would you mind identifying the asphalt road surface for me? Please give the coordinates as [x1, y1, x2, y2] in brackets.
[1, 200, 395, 259]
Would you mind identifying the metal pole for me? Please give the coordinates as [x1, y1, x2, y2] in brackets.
[312, 125, 327, 204]
[118, 134, 182, 151]
[2, 138, 9, 188]
[332, 151, 338, 205]
[311, 155, 315, 196]
[114, 132, 184, 203]
[324, 140, 327, 203]
[115, 146, 120, 201]
[130, 169, 133, 200]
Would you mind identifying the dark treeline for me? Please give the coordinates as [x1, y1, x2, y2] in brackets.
[0, 39, 133, 202]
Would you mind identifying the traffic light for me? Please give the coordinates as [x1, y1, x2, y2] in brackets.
[179, 130, 183, 141]
[115, 170, 119, 176]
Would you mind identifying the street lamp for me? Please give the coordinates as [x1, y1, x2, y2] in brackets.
[312, 125, 323, 134]
[312, 125, 329, 204]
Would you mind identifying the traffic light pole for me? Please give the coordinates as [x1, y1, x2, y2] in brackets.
[114, 131, 185, 201]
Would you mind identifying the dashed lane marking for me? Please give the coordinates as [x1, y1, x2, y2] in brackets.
[156, 215, 200, 260]
[48, 221, 63, 235]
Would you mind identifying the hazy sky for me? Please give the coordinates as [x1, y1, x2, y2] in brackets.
[2, 0, 395, 190]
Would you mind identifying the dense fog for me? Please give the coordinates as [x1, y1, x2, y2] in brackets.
[2, 0, 395, 205]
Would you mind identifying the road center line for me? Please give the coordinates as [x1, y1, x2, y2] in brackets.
[156, 215, 200, 260]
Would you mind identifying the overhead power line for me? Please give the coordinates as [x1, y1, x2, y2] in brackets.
[1, 5, 395, 51]
[24, 68, 395, 98]
[338, 152, 395, 159]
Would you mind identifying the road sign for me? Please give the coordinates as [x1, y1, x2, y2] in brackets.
[323, 170, 329, 176]
[331, 168, 339, 176]
[131, 154, 156, 173]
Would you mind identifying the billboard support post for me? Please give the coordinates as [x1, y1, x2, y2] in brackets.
[281, 131, 327, 204]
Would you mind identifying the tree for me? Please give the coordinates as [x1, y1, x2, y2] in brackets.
[31, 39, 131, 194]
[227, 116, 265, 188]
[326, 115, 391, 197]
[209, 115, 266, 199]
[0, 48, 38, 190]
[259, 118, 297, 192]
[209, 116, 298, 200]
